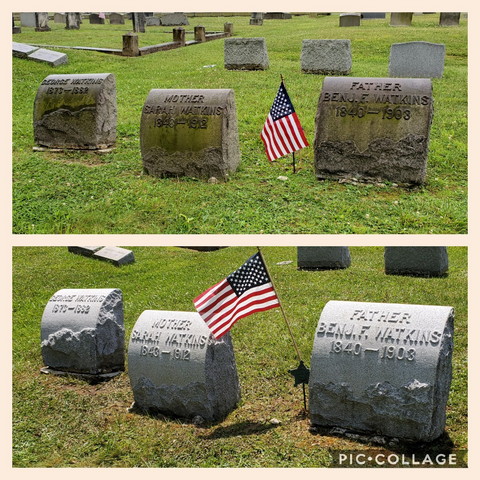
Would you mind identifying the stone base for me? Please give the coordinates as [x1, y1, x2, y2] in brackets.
[40, 366, 123, 383]
[33, 146, 114, 154]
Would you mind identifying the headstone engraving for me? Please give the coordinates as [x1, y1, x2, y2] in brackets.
[390, 12, 413, 26]
[28, 49, 68, 67]
[339, 13, 361, 27]
[41, 288, 125, 378]
[439, 13, 461, 26]
[309, 300, 454, 441]
[35, 13, 51, 32]
[224, 37, 269, 70]
[314, 76, 433, 184]
[34, 73, 117, 150]
[384, 247, 449, 277]
[66, 13, 80, 30]
[297, 247, 351, 270]
[301, 39, 352, 75]
[159, 13, 189, 26]
[109, 13, 125, 25]
[140, 89, 241, 180]
[128, 310, 241, 421]
[389, 42, 446, 78]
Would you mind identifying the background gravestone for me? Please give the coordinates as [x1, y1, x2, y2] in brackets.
[28, 49, 68, 67]
[384, 247, 449, 277]
[389, 42, 446, 78]
[301, 39, 352, 75]
[440, 13, 461, 26]
[297, 247, 351, 270]
[35, 13, 51, 32]
[13, 42, 38, 58]
[146, 16, 161, 26]
[314, 76, 433, 185]
[160, 13, 189, 26]
[66, 12, 80, 30]
[224, 37, 269, 70]
[89, 13, 105, 25]
[20, 13, 36, 27]
[109, 13, 125, 25]
[140, 89, 241, 181]
[41, 288, 125, 379]
[128, 310, 241, 421]
[93, 246, 135, 266]
[310, 300, 454, 441]
[339, 13, 361, 27]
[54, 13, 66, 23]
[34, 73, 117, 150]
[132, 13, 146, 32]
[390, 12, 413, 26]
[361, 13, 386, 19]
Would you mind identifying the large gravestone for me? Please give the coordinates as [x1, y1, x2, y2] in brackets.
[34, 73, 117, 150]
[160, 13, 189, 26]
[310, 300, 454, 441]
[128, 310, 241, 421]
[314, 77, 433, 184]
[224, 37, 269, 70]
[140, 89, 241, 180]
[301, 39, 352, 75]
[440, 13, 461, 26]
[339, 13, 361, 27]
[41, 289, 125, 379]
[390, 12, 413, 26]
[389, 42, 446, 78]
[297, 247, 351, 270]
[66, 13, 80, 30]
[384, 247, 449, 277]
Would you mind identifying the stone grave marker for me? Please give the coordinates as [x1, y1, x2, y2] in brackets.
[92, 247, 135, 266]
[146, 16, 161, 26]
[140, 89, 241, 180]
[250, 12, 264, 25]
[390, 12, 413, 26]
[35, 13, 51, 31]
[224, 37, 269, 70]
[384, 247, 449, 277]
[20, 13, 36, 27]
[128, 310, 241, 421]
[297, 247, 351, 270]
[440, 13, 461, 26]
[314, 76, 433, 184]
[301, 39, 352, 75]
[339, 13, 361, 27]
[389, 42, 446, 78]
[34, 73, 116, 150]
[310, 300, 454, 441]
[160, 13, 189, 26]
[224, 23, 234, 36]
[12, 42, 38, 58]
[264, 13, 292, 19]
[194, 26, 206, 42]
[66, 12, 80, 30]
[68, 246, 103, 257]
[132, 13, 146, 32]
[109, 13, 125, 25]
[54, 13, 66, 23]
[89, 13, 105, 24]
[28, 48, 68, 66]
[41, 288, 125, 379]
[361, 12, 386, 19]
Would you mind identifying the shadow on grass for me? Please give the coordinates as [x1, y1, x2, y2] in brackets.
[199, 421, 280, 439]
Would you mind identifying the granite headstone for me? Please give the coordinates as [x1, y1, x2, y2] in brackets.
[224, 37, 269, 70]
[389, 42, 446, 78]
[301, 39, 352, 75]
[439, 13, 461, 26]
[384, 247, 449, 277]
[297, 247, 351, 270]
[339, 13, 361, 27]
[390, 12, 413, 26]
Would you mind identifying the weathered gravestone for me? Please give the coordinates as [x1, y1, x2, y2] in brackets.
[12, 42, 38, 58]
[297, 247, 351, 270]
[194, 26, 206, 42]
[109, 12, 125, 25]
[20, 13, 36, 27]
[224, 37, 269, 70]
[250, 12, 264, 25]
[66, 12, 80, 30]
[390, 12, 413, 26]
[339, 13, 361, 27]
[89, 13, 105, 24]
[314, 76, 433, 184]
[34, 73, 116, 150]
[389, 42, 446, 78]
[173, 27, 186, 46]
[35, 13, 51, 31]
[92, 246, 135, 266]
[309, 300, 454, 441]
[264, 12, 292, 19]
[361, 12, 386, 19]
[68, 246, 103, 256]
[54, 13, 66, 23]
[440, 12, 461, 26]
[41, 288, 125, 379]
[301, 39, 352, 75]
[160, 13, 189, 26]
[140, 89, 241, 180]
[146, 16, 161, 26]
[122, 33, 139, 56]
[28, 48, 68, 67]
[384, 247, 449, 277]
[132, 12, 146, 32]
[128, 310, 241, 421]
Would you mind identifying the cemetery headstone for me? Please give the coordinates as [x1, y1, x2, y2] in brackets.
[160, 13, 189, 26]
[66, 12, 80, 30]
[35, 13, 51, 32]
[264, 12, 292, 19]
[12, 42, 38, 58]
[384, 247, 449, 277]
[132, 13, 146, 33]
[389, 42, 446, 78]
[146, 16, 160, 26]
[122, 33, 139, 56]
[54, 13, 66, 23]
[339, 13, 361, 27]
[92, 246, 135, 266]
[89, 13, 105, 25]
[314, 76, 433, 184]
[301, 39, 352, 75]
[309, 300, 454, 441]
[109, 12, 125, 25]
[390, 12, 413, 26]
[140, 89, 241, 180]
[224, 37, 269, 70]
[250, 12, 264, 25]
[297, 247, 351, 270]
[20, 12, 36, 27]
[224, 23, 234, 35]
[361, 12, 386, 19]
[28, 49, 68, 67]
[128, 310, 241, 421]
[68, 246, 103, 257]
[41, 288, 125, 379]
[34, 73, 117, 150]
[439, 12, 461, 26]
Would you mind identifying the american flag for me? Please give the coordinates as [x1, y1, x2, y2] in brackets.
[193, 252, 280, 339]
[261, 81, 309, 161]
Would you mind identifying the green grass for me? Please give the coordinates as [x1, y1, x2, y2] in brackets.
[12, 14, 467, 233]
[12, 246, 468, 467]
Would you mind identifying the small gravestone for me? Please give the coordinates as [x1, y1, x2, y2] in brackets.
[35, 13, 51, 32]
[12, 42, 38, 58]
[140, 89, 241, 180]
[390, 12, 413, 26]
[224, 23, 234, 36]
[54, 13, 66, 23]
[146, 16, 160, 26]
[68, 246, 103, 256]
[41, 288, 125, 380]
[224, 37, 269, 70]
[361, 12, 386, 19]
[128, 310, 241, 421]
[66, 12, 80, 30]
[339, 13, 361, 27]
[384, 247, 449, 277]
[440, 12, 461, 26]
[89, 13, 105, 25]
[310, 300, 454, 441]
[28, 49, 68, 67]
[250, 12, 264, 25]
[160, 13, 189, 26]
[34, 73, 116, 150]
[264, 12, 292, 19]
[122, 33, 139, 56]
[301, 39, 352, 75]
[92, 247, 135, 266]
[20, 13, 36, 27]
[314, 76, 433, 185]
[109, 12, 125, 25]
[132, 12, 146, 32]
[389, 42, 445, 78]
[297, 247, 351, 270]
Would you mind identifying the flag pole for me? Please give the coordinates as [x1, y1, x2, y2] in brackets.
[256, 247, 302, 362]
[280, 74, 297, 174]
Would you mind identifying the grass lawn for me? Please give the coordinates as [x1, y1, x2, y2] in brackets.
[12, 246, 468, 467]
[12, 14, 467, 234]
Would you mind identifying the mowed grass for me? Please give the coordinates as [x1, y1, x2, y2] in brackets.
[12, 246, 467, 467]
[12, 14, 467, 234]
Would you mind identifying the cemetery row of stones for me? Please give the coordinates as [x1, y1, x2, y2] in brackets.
[41, 246, 454, 442]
